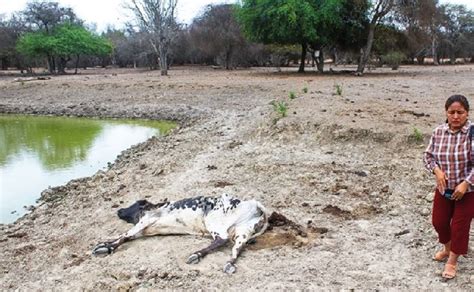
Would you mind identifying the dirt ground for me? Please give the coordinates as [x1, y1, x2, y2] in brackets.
[0, 64, 473, 290]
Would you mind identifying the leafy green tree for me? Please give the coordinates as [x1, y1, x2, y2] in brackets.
[21, 1, 82, 72]
[17, 24, 112, 74]
[16, 31, 56, 60]
[323, 0, 370, 69]
[333, 0, 370, 52]
[238, 0, 344, 73]
[53, 25, 113, 73]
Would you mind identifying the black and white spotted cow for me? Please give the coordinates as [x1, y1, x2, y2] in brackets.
[92, 193, 269, 274]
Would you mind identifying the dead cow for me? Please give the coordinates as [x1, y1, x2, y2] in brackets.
[92, 193, 269, 274]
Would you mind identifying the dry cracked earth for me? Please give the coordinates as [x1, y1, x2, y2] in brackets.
[0, 64, 473, 290]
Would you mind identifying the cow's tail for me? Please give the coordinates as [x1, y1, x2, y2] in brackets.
[250, 201, 270, 239]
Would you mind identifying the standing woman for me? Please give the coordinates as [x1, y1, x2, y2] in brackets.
[423, 95, 474, 279]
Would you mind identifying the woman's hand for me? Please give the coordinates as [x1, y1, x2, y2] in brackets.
[453, 181, 469, 201]
[433, 167, 447, 194]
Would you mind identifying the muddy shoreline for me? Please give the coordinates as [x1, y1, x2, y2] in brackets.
[1, 65, 473, 289]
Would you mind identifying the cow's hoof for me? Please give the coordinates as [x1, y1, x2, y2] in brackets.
[92, 243, 114, 256]
[186, 253, 201, 264]
[223, 262, 236, 274]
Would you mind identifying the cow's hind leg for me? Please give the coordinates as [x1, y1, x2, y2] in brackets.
[223, 216, 266, 274]
[186, 236, 228, 264]
[93, 215, 157, 255]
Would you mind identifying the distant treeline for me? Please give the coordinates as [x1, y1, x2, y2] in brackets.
[0, 0, 473, 75]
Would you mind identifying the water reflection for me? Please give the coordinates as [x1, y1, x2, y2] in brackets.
[0, 115, 176, 223]
[0, 115, 102, 169]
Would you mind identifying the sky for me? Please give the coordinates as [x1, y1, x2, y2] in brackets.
[0, 0, 238, 31]
[0, 0, 473, 32]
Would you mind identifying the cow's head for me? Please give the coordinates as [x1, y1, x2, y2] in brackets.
[117, 200, 161, 224]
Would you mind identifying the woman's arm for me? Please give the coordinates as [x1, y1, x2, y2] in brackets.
[423, 131, 438, 173]
[423, 129, 446, 194]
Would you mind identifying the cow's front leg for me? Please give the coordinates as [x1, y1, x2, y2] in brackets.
[186, 236, 228, 264]
[93, 215, 157, 256]
[92, 236, 129, 255]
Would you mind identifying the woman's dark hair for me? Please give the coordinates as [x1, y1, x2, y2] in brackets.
[445, 94, 469, 112]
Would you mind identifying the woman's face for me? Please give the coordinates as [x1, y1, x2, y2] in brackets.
[446, 101, 468, 131]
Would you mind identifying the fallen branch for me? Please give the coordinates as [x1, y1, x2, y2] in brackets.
[13, 76, 51, 82]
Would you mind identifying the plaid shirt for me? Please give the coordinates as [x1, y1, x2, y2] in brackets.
[423, 120, 473, 191]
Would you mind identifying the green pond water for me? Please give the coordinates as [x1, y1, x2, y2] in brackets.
[0, 114, 176, 224]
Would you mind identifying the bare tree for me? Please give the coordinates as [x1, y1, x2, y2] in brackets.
[23, 1, 79, 33]
[357, 0, 395, 73]
[0, 15, 25, 70]
[397, 0, 433, 64]
[438, 4, 474, 64]
[190, 4, 246, 69]
[128, 0, 179, 75]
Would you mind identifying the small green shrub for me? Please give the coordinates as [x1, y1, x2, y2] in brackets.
[335, 84, 343, 96]
[271, 100, 288, 118]
[381, 51, 406, 70]
[289, 91, 297, 99]
[302, 86, 308, 94]
[412, 127, 423, 142]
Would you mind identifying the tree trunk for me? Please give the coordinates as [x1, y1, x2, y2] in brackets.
[432, 36, 438, 65]
[47, 54, 55, 74]
[57, 57, 68, 74]
[357, 22, 376, 73]
[0, 57, 7, 70]
[74, 54, 80, 74]
[316, 50, 324, 73]
[224, 47, 233, 70]
[298, 42, 307, 73]
[272, 55, 282, 72]
[450, 54, 455, 65]
[159, 44, 168, 76]
[356, 0, 395, 73]
[58, 57, 66, 74]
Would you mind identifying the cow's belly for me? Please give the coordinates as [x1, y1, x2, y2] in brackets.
[144, 208, 208, 236]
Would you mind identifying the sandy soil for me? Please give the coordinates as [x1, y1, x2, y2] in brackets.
[0, 65, 473, 290]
